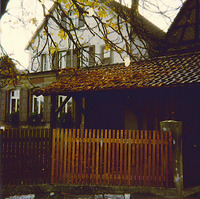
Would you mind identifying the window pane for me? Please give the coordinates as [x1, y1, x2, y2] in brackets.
[10, 90, 20, 113]
[11, 99, 16, 112]
[34, 98, 38, 113]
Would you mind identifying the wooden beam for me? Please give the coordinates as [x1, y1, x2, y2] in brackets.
[55, 96, 71, 114]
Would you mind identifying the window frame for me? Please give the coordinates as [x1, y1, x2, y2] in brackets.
[10, 89, 20, 113]
[32, 95, 44, 115]
[61, 11, 84, 30]
[81, 45, 95, 67]
[58, 51, 67, 69]
[58, 95, 72, 116]
[101, 45, 112, 64]
[41, 53, 50, 71]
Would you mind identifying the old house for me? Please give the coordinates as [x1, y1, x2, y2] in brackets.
[33, 0, 200, 189]
[1, 0, 200, 197]
[0, 0, 164, 129]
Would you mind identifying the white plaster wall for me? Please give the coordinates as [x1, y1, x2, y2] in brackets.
[27, 3, 147, 72]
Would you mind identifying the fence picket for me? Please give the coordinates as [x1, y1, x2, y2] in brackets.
[136, 130, 140, 185]
[152, 130, 156, 185]
[165, 131, 169, 187]
[148, 131, 152, 186]
[111, 130, 115, 185]
[59, 129, 64, 183]
[96, 129, 100, 185]
[80, 129, 84, 183]
[119, 130, 123, 185]
[116, 130, 120, 185]
[91, 129, 95, 184]
[51, 129, 56, 184]
[144, 130, 148, 186]
[140, 130, 144, 185]
[104, 129, 108, 184]
[156, 131, 160, 186]
[76, 129, 80, 184]
[169, 132, 173, 187]
[161, 131, 164, 186]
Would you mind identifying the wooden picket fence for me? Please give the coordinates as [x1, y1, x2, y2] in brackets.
[51, 129, 174, 187]
[1, 128, 52, 185]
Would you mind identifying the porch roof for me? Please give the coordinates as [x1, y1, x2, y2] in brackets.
[34, 52, 200, 96]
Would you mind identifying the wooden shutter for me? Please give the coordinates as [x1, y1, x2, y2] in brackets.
[19, 88, 29, 122]
[0, 89, 7, 121]
[73, 49, 78, 67]
[89, 45, 95, 66]
[43, 96, 51, 122]
[53, 51, 59, 69]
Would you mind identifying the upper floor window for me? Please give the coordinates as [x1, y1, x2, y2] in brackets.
[41, 54, 50, 71]
[58, 49, 79, 68]
[81, 45, 95, 67]
[10, 89, 20, 113]
[32, 95, 44, 114]
[59, 51, 67, 69]
[101, 45, 112, 64]
[61, 12, 84, 30]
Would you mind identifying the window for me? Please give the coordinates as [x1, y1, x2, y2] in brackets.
[101, 45, 112, 64]
[41, 54, 50, 71]
[59, 51, 67, 69]
[10, 90, 20, 113]
[81, 45, 95, 67]
[61, 12, 84, 30]
[32, 95, 44, 114]
[58, 49, 79, 68]
[58, 96, 72, 115]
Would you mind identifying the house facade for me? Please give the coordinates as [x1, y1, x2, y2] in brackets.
[0, 0, 163, 129]
[32, 0, 200, 188]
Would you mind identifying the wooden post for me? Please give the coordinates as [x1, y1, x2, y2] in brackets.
[160, 120, 183, 198]
[50, 95, 57, 129]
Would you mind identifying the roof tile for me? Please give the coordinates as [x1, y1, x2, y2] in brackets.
[34, 51, 200, 95]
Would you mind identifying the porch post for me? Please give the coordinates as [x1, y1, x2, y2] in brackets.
[160, 120, 183, 198]
[50, 95, 57, 129]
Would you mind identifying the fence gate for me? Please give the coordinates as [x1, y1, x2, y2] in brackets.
[51, 129, 173, 187]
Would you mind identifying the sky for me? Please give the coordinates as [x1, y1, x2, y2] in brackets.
[0, 0, 184, 70]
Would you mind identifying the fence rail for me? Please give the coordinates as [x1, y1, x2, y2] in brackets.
[1, 128, 52, 185]
[51, 129, 174, 187]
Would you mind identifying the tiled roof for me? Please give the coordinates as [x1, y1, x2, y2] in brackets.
[34, 52, 200, 95]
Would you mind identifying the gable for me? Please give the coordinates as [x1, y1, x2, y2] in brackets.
[165, 0, 200, 54]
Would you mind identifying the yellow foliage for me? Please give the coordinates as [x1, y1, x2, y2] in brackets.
[58, 29, 68, 40]
[105, 43, 110, 51]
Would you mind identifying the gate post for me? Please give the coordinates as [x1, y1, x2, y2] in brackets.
[160, 120, 183, 198]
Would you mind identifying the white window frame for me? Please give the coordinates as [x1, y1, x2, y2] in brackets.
[58, 95, 72, 116]
[10, 89, 20, 113]
[41, 54, 50, 71]
[59, 51, 67, 69]
[101, 45, 112, 64]
[32, 95, 44, 114]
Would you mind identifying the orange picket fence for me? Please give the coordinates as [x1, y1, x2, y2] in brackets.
[51, 129, 174, 187]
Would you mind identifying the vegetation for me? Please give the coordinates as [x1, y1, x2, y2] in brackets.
[0, 55, 21, 88]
